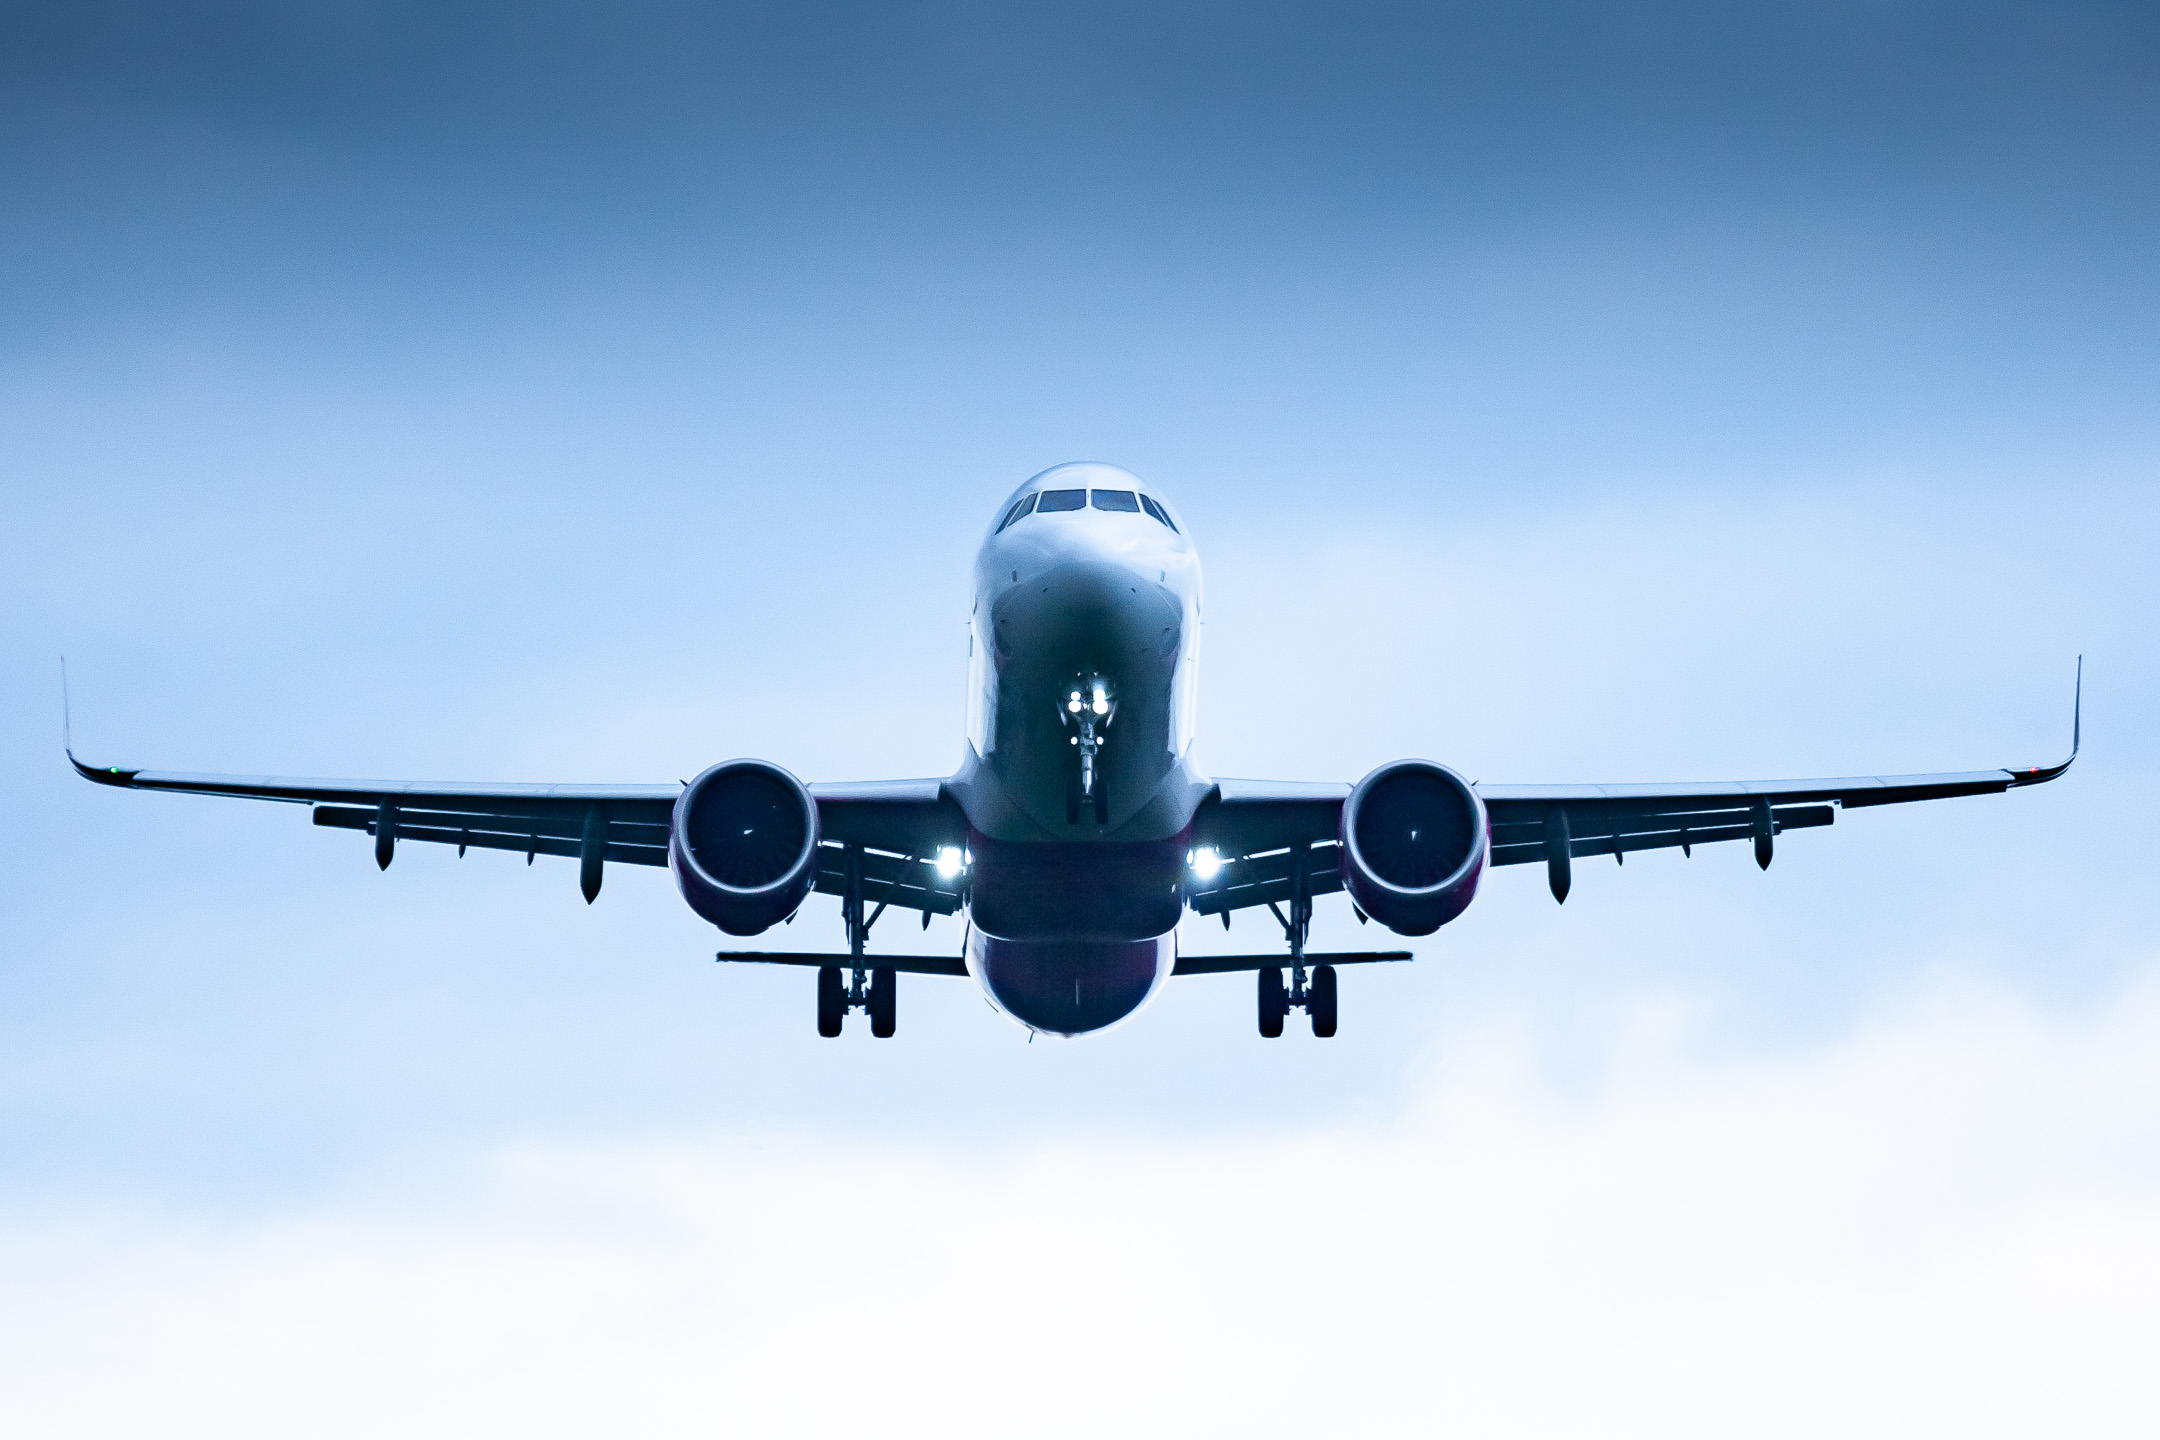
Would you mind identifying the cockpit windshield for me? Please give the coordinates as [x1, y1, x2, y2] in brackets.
[996, 493, 1037, 532]
[999, 485, 1178, 532]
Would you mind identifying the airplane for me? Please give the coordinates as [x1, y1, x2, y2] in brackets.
[69, 462, 2079, 1040]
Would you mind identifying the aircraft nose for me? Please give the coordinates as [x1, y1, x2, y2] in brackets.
[992, 561, 1181, 665]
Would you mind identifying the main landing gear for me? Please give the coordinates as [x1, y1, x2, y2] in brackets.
[819, 963, 895, 1038]
[819, 844, 899, 1039]
[1256, 841, 1339, 1039]
[1258, 962, 1337, 1038]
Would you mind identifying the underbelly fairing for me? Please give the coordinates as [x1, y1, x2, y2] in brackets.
[964, 832, 1185, 1035]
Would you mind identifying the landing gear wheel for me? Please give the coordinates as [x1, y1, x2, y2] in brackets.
[817, 965, 844, 1037]
[1258, 967, 1287, 1038]
[869, 966, 897, 1038]
[1309, 963, 1338, 1038]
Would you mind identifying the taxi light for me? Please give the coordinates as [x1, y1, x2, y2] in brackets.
[1190, 845, 1222, 880]
[935, 846, 965, 879]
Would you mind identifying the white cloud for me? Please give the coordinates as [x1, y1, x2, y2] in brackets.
[6, 969, 2159, 1439]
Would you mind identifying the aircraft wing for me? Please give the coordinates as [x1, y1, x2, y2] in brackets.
[1189, 663, 2079, 914]
[68, 755, 965, 912]
[1187, 779, 1352, 919]
[1477, 756, 2071, 875]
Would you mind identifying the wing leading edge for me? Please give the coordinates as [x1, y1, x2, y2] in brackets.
[1484, 659, 2079, 888]
[1190, 660, 2080, 912]
[67, 752, 964, 912]
[66, 662, 2079, 918]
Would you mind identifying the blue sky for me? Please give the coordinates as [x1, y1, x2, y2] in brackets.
[4, 3, 2157, 1431]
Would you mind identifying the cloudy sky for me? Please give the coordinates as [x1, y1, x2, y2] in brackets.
[4, 3, 2157, 1433]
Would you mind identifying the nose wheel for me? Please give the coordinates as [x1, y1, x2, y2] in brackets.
[1060, 672, 1115, 825]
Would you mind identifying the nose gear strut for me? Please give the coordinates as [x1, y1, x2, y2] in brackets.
[1059, 672, 1115, 824]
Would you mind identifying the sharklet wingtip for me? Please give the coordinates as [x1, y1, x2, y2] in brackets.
[2009, 655, 2083, 788]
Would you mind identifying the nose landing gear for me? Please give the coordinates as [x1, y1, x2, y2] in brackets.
[1059, 672, 1115, 825]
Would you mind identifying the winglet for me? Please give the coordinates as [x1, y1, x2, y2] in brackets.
[2010, 655, 2080, 787]
[61, 659, 140, 787]
[2072, 652, 2082, 758]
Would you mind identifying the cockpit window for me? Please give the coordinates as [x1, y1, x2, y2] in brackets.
[1091, 489, 1141, 512]
[1035, 488, 1087, 512]
[996, 493, 1037, 532]
[1138, 494, 1178, 532]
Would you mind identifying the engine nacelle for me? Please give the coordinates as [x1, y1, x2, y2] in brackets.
[1340, 759, 1487, 936]
[670, 759, 820, 935]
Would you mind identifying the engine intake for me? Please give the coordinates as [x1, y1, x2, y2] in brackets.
[1340, 759, 1487, 936]
[670, 759, 820, 935]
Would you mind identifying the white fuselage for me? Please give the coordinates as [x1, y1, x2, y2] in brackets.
[945, 463, 1211, 1034]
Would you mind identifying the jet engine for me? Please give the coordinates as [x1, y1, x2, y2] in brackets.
[670, 759, 821, 935]
[1339, 759, 1487, 936]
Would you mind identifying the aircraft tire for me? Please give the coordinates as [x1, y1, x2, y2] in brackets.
[869, 966, 897, 1038]
[1258, 967, 1286, 1039]
[1310, 963, 1338, 1038]
[817, 965, 845, 1037]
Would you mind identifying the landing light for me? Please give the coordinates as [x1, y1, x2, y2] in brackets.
[1190, 845, 1222, 880]
[935, 846, 966, 879]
